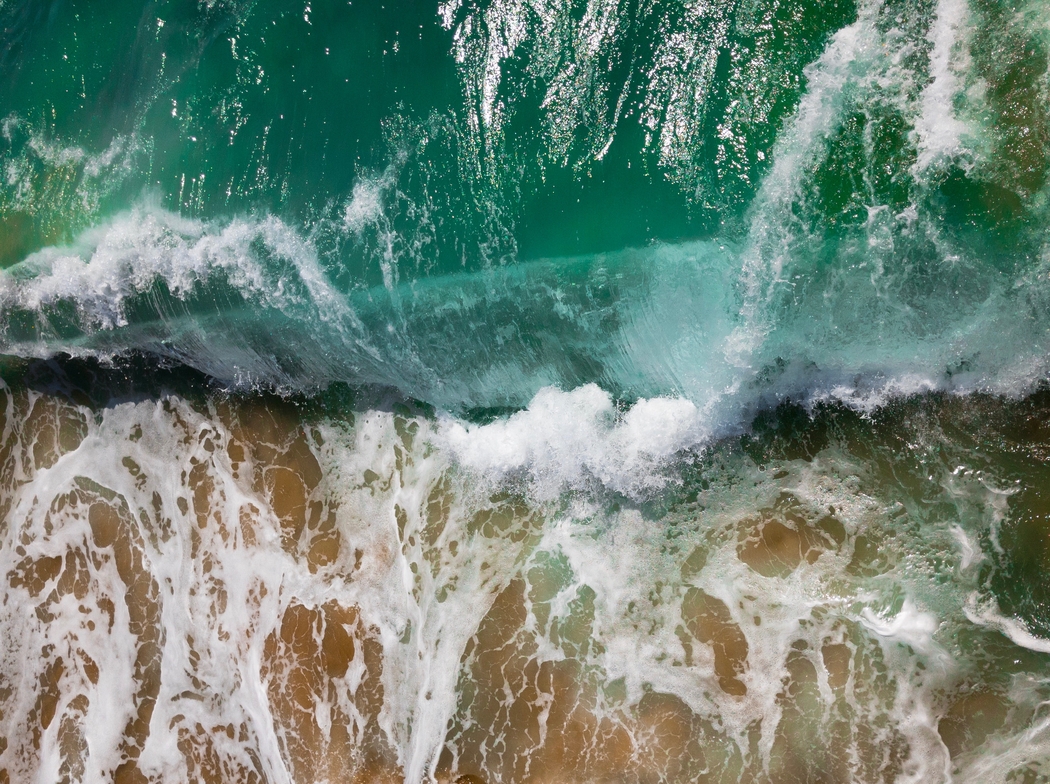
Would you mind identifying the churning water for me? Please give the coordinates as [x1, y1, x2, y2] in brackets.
[2, 0, 1050, 780]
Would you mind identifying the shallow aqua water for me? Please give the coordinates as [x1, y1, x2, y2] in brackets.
[2, 0, 1050, 781]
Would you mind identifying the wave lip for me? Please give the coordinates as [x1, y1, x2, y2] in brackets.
[440, 385, 707, 498]
[4, 200, 1050, 435]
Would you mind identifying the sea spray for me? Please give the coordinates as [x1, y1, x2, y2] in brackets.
[2, 0, 1050, 779]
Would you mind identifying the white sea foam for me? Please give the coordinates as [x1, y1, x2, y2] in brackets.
[807, 375, 941, 415]
[964, 594, 1050, 654]
[4, 202, 1050, 433]
[0, 207, 348, 330]
[343, 178, 388, 234]
[913, 0, 975, 171]
[5, 364, 1050, 781]
[861, 600, 944, 657]
[439, 384, 706, 498]
[4, 0, 1050, 779]
[727, 0, 883, 364]
[950, 524, 980, 570]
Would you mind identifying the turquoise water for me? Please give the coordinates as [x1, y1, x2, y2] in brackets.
[2, 0, 1050, 781]
[2, 0, 1047, 409]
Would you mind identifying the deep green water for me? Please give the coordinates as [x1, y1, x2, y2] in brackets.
[1, 0, 1048, 408]
[3, 0, 1050, 781]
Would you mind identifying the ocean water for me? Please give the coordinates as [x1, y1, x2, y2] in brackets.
[2, 0, 1050, 781]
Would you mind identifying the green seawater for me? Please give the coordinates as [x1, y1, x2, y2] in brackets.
[2, 0, 1050, 781]
[1, 0, 1049, 407]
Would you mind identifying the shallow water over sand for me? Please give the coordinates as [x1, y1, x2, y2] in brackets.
[3, 0, 1050, 777]
[2, 363, 1050, 783]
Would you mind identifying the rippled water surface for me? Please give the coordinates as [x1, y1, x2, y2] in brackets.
[2, 0, 1050, 780]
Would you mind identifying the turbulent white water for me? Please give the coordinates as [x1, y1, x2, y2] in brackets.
[3, 0, 1049, 417]
[3, 0, 1050, 778]
[2, 375, 1050, 782]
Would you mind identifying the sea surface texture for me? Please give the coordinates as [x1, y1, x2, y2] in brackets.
[2, 0, 1050, 781]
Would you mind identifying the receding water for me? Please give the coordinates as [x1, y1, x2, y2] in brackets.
[1, 0, 1050, 780]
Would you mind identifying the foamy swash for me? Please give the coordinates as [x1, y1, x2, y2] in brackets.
[2, 0, 1050, 780]
[4, 368, 1050, 783]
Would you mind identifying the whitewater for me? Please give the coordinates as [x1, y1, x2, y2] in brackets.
[2, 0, 1050, 780]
